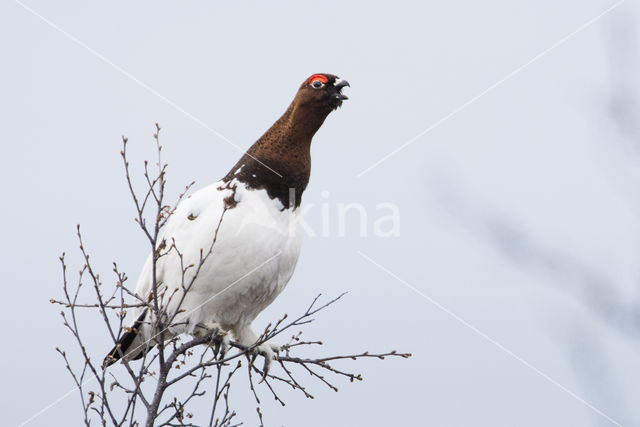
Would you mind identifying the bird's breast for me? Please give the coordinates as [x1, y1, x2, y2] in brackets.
[182, 183, 303, 328]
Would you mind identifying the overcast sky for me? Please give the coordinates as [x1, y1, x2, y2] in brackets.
[2, 1, 640, 426]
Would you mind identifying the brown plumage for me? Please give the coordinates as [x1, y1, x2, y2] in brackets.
[103, 74, 348, 369]
[223, 73, 350, 208]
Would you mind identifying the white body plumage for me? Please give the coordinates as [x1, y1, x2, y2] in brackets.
[130, 179, 302, 357]
[105, 72, 349, 370]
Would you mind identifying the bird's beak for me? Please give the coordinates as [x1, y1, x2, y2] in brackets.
[334, 78, 350, 100]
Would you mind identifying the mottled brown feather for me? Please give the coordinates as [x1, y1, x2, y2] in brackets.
[222, 73, 347, 208]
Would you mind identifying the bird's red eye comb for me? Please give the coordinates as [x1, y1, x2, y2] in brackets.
[308, 74, 328, 84]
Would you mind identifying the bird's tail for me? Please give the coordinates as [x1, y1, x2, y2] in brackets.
[103, 310, 151, 368]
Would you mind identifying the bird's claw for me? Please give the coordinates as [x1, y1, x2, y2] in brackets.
[259, 358, 271, 383]
[246, 342, 278, 383]
[212, 332, 229, 359]
[193, 322, 228, 359]
[269, 343, 281, 354]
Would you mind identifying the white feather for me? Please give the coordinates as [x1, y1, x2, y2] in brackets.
[131, 180, 302, 352]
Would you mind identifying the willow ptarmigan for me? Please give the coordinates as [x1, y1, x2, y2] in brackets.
[104, 73, 349, 373]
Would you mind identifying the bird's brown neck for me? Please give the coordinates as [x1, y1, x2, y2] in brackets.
[277, 102, 332, 141]
[222, 101, 332, 209]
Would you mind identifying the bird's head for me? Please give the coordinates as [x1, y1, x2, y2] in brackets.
[295, 73, 350, 111]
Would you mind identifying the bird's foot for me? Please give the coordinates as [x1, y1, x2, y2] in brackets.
[193, 322, 229, 358]
[248, 341, 279, 383]
[268, 342, 281, 354]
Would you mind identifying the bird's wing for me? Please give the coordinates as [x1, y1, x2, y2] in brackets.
[132, 181, 233, 309]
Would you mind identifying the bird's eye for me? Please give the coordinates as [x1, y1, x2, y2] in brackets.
[308, 74, 328, 89]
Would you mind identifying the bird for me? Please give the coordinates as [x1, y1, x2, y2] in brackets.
[103, 73, 349, 374]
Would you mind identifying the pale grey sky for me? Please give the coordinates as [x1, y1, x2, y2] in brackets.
[2, 1, 639, 426]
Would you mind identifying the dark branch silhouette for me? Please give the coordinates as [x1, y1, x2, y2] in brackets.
[54, 125, 410, 426]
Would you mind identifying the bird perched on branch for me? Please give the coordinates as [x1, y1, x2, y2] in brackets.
[104, 73, 349, 375]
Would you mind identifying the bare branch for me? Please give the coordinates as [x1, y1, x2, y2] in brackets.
[56, 125, 410, 426]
